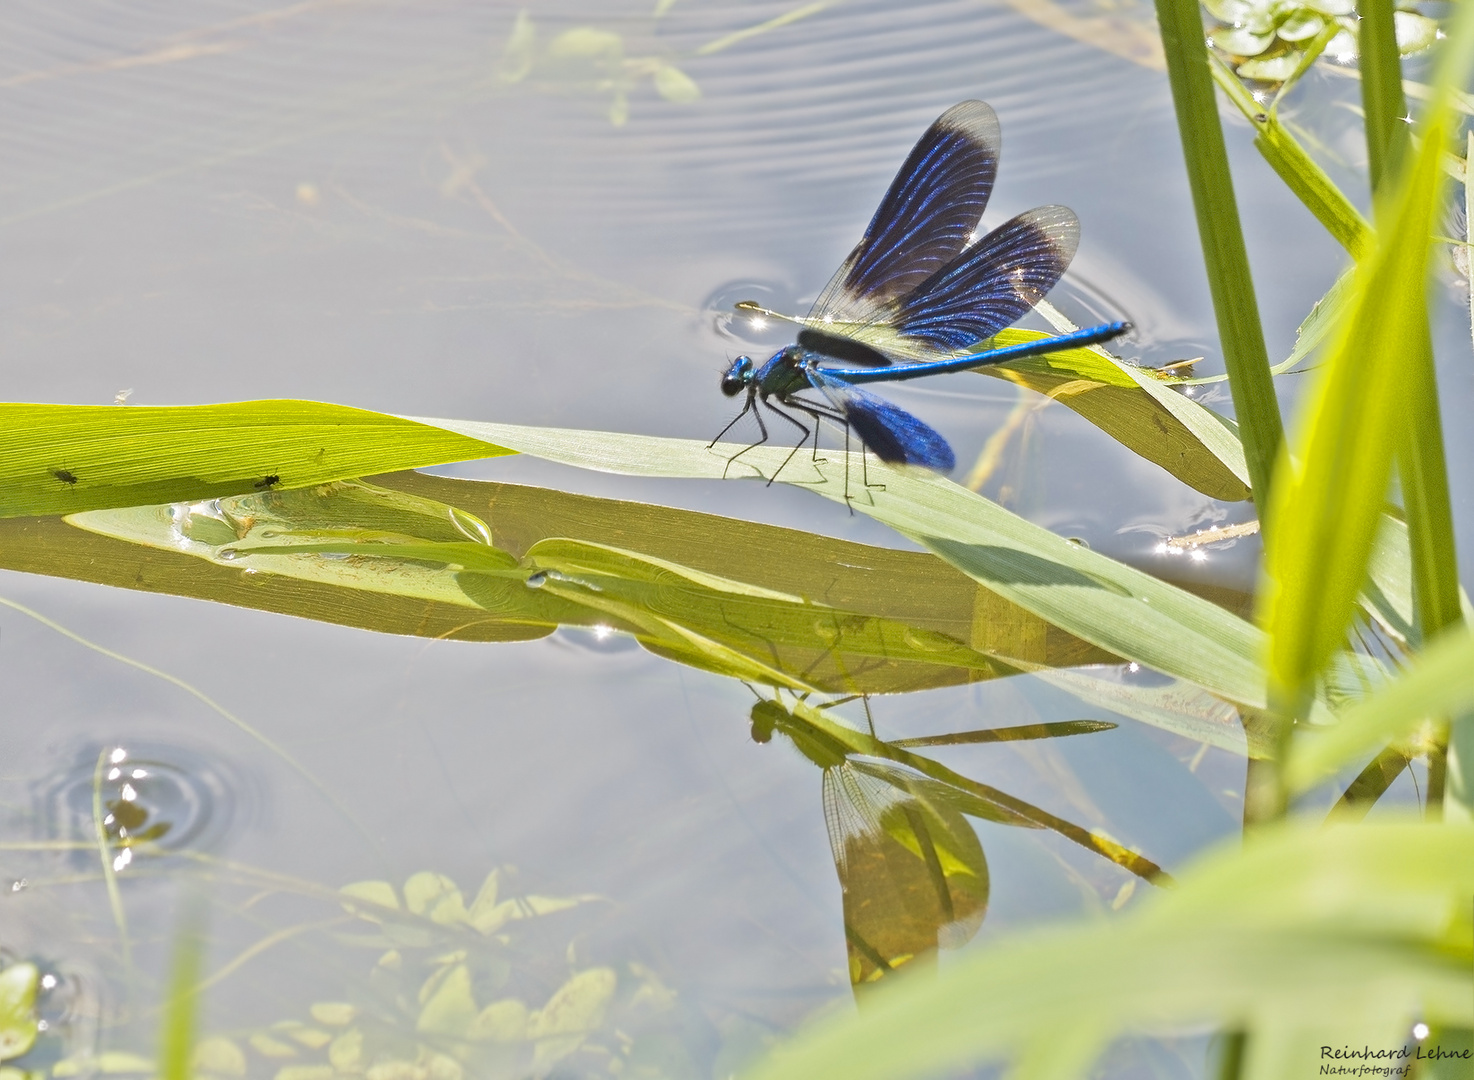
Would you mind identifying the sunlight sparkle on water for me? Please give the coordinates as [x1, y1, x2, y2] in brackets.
[593, 624, 614, 641]
[110, 747, 127, 764]
[1413, 1023, 1429, 1040]
[112, 848, 132, 872]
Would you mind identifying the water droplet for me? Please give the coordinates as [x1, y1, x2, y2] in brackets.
[39, 744, 245, 863]
[448, 507, 493, 546]
[216, 548, 241, 561]
[39, 974, 56, 989]
[109, 749, 127, 764]
[552, 625, 639, 653]
[525, 572, 547, 588]
[10, 879, 27, 893]
[704, 281, 799, 344]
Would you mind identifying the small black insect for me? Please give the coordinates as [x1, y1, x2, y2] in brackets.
[50, 469, 78, 485]
[254, 475, 281, 490]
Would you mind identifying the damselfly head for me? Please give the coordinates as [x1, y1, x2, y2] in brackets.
[720, 355, 754, 396]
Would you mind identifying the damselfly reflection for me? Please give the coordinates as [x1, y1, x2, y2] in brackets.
[713, 101, 1130, 493]
[747, 692, 1128, 990]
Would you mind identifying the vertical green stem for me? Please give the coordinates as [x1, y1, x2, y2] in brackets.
[1399, 328, 1462, 648]
[1153, 0, 1284, 520]
[1357, 0, 1411, 192]
[1215, 1031, 1247, 1080]
[158, 901, 205, 1080]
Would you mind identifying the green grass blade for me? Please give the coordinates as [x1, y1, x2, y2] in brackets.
[1286, 623, 1474, 792]
[1260, 118, 1446, 715]
[157, 905, 205, 1080]
[1211, 55, 1375, 260]
[742, 823, 1474, 1080]
[1263, 0, 1474, 739]
[1154, 0, 1284, 511]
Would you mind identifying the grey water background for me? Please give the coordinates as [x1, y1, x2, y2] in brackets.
[0, 0, 1463, 1071]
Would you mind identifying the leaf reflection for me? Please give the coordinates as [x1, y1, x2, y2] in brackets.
[26, 471, 1119, 696]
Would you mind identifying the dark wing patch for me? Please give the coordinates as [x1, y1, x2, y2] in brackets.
[796, 328, 893, 367]
[809, 370, 955, 471]
[806, 101, 1000, 332]
[880, 205, 1079, 354]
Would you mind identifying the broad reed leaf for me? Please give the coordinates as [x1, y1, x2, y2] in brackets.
[985, 328, 1251, 501]
[428, 419, 1268, 708]
[744, 823, 1474, 1080]
[3, 399, 1262, 703]
[0, 401, 504, 519]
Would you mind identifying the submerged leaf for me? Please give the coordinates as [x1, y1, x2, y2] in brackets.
[1211, 24, 1277, 55]
[339, 880, 400, 914]
[191, 1037, 246, 1075]
[653, 64, 701, 102]
[499, 11, 537, 82]
[527, 969, 617, 1073]
[0, 963, 38, 1062]
[547, 27, 623, 59]
[1395, 11, 1439, 54]
[418, 965, 478, 1038]
[1238, 52, 1306, 81]
[1277, 11, 1325, 41]
[403, 872, 468, 925]
[470, 999, 528, 1042]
